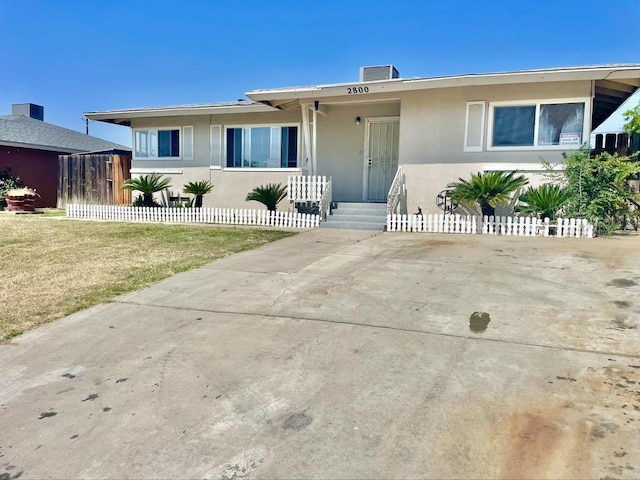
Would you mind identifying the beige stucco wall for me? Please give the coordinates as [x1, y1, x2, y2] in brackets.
[316, 102, 400, 201]
[397, 80, 592, 214]
[130, 112, 302, 209]
[127, 79, 592, 212]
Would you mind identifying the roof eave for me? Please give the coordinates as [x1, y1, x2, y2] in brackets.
[85, 103, 278, 126]
[247, 66, 640, 102]
[0, 140, 85, 154]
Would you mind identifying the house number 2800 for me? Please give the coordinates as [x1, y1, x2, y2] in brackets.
[347, 86, 370, 94]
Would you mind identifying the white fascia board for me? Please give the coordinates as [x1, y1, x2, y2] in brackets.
[85, 103, 277, 123]
[483, 163, 565, 172]
[247, 66, 640, 102]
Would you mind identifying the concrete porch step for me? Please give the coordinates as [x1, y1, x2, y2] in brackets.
[321, 221, 385, 231]
[321, 202, 387, 231]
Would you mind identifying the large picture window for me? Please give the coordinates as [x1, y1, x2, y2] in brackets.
[226, 126, 298, 168]
[489, 100, 586, 149]
[134, 127, 192, 159]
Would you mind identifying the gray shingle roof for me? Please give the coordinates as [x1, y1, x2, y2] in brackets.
[0, 114, 130, 153]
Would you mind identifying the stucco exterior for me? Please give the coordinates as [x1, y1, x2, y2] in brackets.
[86, 65, 640, 216]
[396, 80, 592, 213]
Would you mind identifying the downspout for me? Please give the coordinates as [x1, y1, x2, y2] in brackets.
[589, 80, 595, 142]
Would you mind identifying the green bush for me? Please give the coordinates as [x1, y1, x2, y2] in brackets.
[517, 184, 570, 220]
[0, 167, 23, 209]
[448, 171, 528, 217]
[246, 183, 288, 211]
[122, 173, 171, 207]
[561, 147, 640, 234]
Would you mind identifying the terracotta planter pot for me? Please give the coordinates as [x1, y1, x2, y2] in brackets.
[6, 195, 36, 212]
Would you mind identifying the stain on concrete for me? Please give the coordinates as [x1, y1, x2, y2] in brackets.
[607, 278, 637, 288]
[469, 312, 491, 333]
[81, 394, 99, 402]
[282, 412, 313, 431]
[500, 409, 591, 478]
[115, 378, 128, 384]
[206, 446, 266, 480]
[38, 412, 57, 419]
[102, 407, 112, 412]
[613, 315, 636, 330]
[0, 470, 24, 480]
[612, 300, 632, 309]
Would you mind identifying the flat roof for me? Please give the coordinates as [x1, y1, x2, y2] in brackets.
[86, 65, 640, 126]
[85, 101, 276, 126]
[247, 64, 640, 103]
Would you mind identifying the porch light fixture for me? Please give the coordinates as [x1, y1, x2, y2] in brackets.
[355, 116, 361, 125]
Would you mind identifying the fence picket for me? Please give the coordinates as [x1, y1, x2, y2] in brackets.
[66, 205, 593, 237]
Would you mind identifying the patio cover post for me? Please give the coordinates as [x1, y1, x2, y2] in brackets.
[301, 103, 313, 174]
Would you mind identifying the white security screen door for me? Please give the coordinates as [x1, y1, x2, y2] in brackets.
[365, 117, 400, 202]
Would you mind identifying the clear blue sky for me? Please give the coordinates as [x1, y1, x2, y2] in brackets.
[1, 0, 638, 147]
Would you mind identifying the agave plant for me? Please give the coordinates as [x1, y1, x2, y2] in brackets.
[448, 171, 529, 217]
[121, 173, 172, 207]
[245, 183, 287, 211]
[183, 180, 214, 208]
[517, 184, 570, 220]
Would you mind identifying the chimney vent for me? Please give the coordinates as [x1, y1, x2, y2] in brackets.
[360, 65, 399, 82]
[12, 103, 44, 121]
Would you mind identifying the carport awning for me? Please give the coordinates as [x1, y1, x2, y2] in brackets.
[593, 79, 640, 129]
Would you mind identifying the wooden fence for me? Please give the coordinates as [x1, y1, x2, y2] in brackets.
[66, 204, 320, 229]
[592, 133, 640, 157]
[387, 213, 594, 238]
[57, 152, 132, 209]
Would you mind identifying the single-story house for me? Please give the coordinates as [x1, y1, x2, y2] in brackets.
[0, 103, 130, 207]
[85, 64, 640, 218]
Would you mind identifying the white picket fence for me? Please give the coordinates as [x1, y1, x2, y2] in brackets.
[66, 204, 320, 229]
[387, 213, 594, 238]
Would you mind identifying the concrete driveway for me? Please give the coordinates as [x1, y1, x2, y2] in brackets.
[1, 229, 640, 479]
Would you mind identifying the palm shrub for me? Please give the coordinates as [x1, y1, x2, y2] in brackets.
[183, 180, 214, 208]
[121, 173, 172, 207]
[246, 183, 287, 211]
[448, 171, 529, 217]
[517, 184, 570, 220]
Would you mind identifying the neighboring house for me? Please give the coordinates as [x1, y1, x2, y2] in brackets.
[0, 103, 130, 207]
[85, 64, 640, 215]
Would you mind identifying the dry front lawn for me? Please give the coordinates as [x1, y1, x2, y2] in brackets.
[0, 215, 294, 341]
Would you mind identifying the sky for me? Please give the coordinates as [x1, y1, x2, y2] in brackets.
[1, 0, 639, 147]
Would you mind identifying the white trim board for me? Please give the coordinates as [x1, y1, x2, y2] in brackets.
[130, 168, 184, 174]
[482, 163, 565, 172]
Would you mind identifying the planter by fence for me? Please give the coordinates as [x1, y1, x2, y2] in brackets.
[6, 195, 37, 212]
[387, 213, 594, 238]
[66, 204, 320, 229]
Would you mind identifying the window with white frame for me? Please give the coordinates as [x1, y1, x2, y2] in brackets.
[226, 126, 298, 168]
[488, 100, 587, 149]
[134, 126, 193, 159]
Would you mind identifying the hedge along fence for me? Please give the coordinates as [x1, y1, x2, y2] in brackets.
[66, 204, 320, 229]
[387, 213, 594, 238]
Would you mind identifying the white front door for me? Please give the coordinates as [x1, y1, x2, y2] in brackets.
[364, 117, 400, 202]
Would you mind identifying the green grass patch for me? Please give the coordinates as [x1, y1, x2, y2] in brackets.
[0, 216, 295, 341]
